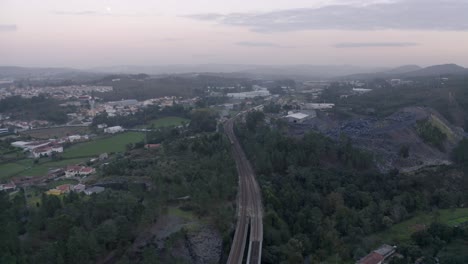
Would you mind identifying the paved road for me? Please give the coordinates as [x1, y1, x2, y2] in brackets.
[225, 117, 263, 264]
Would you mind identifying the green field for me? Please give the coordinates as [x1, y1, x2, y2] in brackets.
[46, 179, 79, 189]
[146, 116, 189, 129]
[0, 132, 144, 179]
[0, 158, 90, 179]
[0, 162, 30, 179]
[63, 132, 145, 158]
[371, 208, 468, 244]
[20, 126, 90, 139]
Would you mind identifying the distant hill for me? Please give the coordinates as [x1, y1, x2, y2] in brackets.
[339, 63, 468, 80]
[386, 65, 422, 74]
[91, 64, 388, 80]
[403, 64, 468, 77]
[0, 66, 105, 81]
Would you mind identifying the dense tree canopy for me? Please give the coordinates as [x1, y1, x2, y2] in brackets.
[236, 112, 467, 263]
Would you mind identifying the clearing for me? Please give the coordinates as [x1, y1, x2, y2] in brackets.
[20, 126, 90, 139]
[145, 116, 189, 129]
[63, 132, 145, 159]
[371, 208, 468, 244]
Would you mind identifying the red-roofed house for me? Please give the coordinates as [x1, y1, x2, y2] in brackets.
[65, 165, 82, 177]
[56, 184, 71, 193]
[145, 144, 161, 149]
[357, 245, 396, 264]
[32, 144, 63, 158]
[79, 167, 95, 176]
[0, 182, 17, 192]
[357, 252, 384, 264]
[65, 165, 95, 177]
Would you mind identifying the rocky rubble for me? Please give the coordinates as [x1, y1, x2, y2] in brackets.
[289, 106, 465, 172]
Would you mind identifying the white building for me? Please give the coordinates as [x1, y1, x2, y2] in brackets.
[353, 88, 373, 94]
[302, 103, 335, 110]
[68, 135, 85, 142]
[32, 145, 63, 158]
[285, 112, 315, 124]
[84, 186, 105, 195]
[227, 86, 271, 99]
[104, 126, 124, 134]
[65, 165, 95, 178]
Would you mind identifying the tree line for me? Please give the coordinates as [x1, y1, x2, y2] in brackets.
[236, 111, 468, 263]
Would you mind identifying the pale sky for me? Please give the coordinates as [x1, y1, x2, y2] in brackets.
[0, 0, 467, 68]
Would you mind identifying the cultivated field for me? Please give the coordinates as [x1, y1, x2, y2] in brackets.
[0, 132, 144, 180]
[62, 132, 145, 158]
[371, 208, 468, 244]
[145, 116, 189, 129]
[20, 126, 90, 139]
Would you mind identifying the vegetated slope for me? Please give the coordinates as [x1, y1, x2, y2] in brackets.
[95, 74, 254, 100]
[0, 66, 105, 81]
[386, 64, 422, 74]
[291, 107, 464, 172]
[235, 112, 467, 263]
[339, 63, 468, 80]
[403, 64, 468, 77]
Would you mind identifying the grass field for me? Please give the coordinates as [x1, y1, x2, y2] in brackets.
[26, 158, 89, 176]
[0, 157, 90, 179]
[62, 132, 145, 159]
[47, 179, 79, 189]
[0, 162, 30, 179]
[145, 116, 189, 129]
[0, 132, 144, 179]
[438, 239, 468, 262]
[20, 126, 90, 139]
[371, 208, 468, 244]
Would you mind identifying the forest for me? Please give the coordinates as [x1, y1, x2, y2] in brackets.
[0, 130, 237, 263]
[236, 111, 468, 263]
[0, 95, 73, 124]
[96, 75, 254, 101]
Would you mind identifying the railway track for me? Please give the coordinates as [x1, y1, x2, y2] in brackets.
[225, 117, 263, 264]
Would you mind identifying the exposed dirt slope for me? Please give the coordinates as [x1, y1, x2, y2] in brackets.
[290, 107, 465, 172]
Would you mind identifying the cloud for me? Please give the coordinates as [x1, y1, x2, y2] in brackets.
[0, 24, 17, 32]
[186, 13, 224, 21]
[334, 42, 420, 48]
[236, 41, 293, 48]
[185, 0, 468, 32]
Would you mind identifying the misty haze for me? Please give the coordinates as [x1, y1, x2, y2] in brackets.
[1, 1, 468, 264]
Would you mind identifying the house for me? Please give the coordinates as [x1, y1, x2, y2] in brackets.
[46, 184, 71, 195]
[353, 88, 373, 94]
[99, 153, 109, 160]
[32, 144, 63, 158]
[357, 253, 384, 264]
[79, 167, 95, 176]
[65, 165, 95, 177]
[67, 135, 83, 142]
[72, 184, 86, 193]
[84, 186, 105, 195]
[0, 182, 16, 192]
[145, 144, 161, 149]
[56, 184, 71, 193]
[65, 165, 82, 177]
[0, 128, 9, 134]
[285, 111, 315, 124]
[104, 126, 124, 134]
[45, 189, 63, 196]
[357, 244, 396, 264]
[302, 103, 335, 110]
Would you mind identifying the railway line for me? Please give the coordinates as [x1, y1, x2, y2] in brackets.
[225, 117, 263, 264]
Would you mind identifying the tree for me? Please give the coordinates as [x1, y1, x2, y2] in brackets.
[246, 111, 265, 131]
[189, 109, 217, 132]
